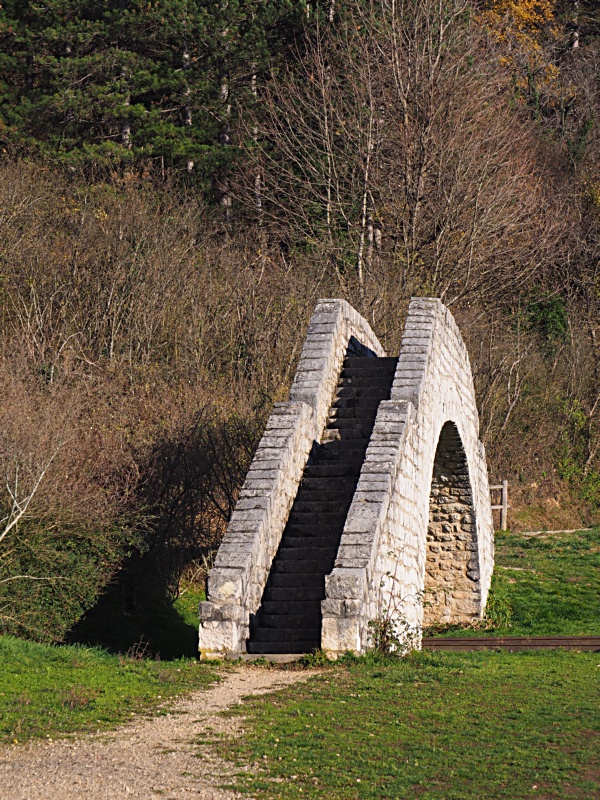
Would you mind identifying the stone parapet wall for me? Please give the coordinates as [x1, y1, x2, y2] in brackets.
[198, 401, 315, 655]
[322, 298, 494, 656]
[289, 298, 385, 440]
[199, 299, 385, 657]
[321, 399, 417, 653]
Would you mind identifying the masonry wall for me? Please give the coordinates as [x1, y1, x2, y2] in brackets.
[424, 422, 481, 626]
[322, 298, 494, 656]
[198, 299, 384, 657]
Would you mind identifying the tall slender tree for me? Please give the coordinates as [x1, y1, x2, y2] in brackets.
[0, 0, 306, 192]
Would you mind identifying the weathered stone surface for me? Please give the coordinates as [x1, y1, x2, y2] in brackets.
[200, 297, 494, 658]
[198, 299, 387, 657]
[322, 298, 494, 656]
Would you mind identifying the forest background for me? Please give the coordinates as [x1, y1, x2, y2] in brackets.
[0, 0, 599, 644]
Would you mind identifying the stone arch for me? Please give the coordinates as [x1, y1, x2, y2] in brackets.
[322, 298, 494, 656]
[199, 296, 494, 658]
[424, 421, 481, 626]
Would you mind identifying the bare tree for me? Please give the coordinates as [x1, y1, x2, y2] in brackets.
[239, 0, 566, 308]
[0, 447, 61, 553]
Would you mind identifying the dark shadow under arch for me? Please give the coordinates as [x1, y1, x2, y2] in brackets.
[423, 421, 481, 627]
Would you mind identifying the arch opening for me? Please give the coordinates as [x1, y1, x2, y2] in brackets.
[423, 421, 481, 627]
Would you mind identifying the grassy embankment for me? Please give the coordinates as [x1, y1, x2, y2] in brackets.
[432, 527, 600, 637]
[216, 528, 599, 799]
[0, 587, 216, 744]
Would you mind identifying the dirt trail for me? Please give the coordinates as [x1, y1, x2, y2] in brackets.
[0, 666, 311, 800]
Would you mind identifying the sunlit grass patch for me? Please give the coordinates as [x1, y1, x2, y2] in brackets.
[0, 635, 219, 744]
[431, 526, 600, 637]
[219, 650, 599, 799]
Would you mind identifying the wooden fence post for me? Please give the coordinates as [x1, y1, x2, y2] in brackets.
[500, 479, 508, 532]
[490, 481, 509, 531]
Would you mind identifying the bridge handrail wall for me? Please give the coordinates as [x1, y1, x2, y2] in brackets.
[322, 399, 416, 653]
[199, 299, 384, 657]
[322, 298, 494, 656]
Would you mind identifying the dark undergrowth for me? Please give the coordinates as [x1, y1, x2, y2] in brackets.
[67, 585, 205, 660]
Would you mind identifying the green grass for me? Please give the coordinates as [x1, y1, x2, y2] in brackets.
[0, 629, 219, 744]
[219, 651, 600, 800]
[215, 528, 600, 798]
[430, 527, 600, 637]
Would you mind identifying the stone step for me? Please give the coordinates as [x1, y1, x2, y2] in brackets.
[316, 442, 368, 459]
[252, 613, 320, 629]
[293, 482, 353, 496]
[340, 367, 397, 379]
[338, 376, 395, 389]
[260, 599, 322, 615]
[329, 396, 385, 416]
[324, 421, 375, 436]
[344, 356, 397, 369]
[299, 476, 357, 491]
[267, 573, 325, 589]
[313, 454, 365, 466]
[328, 405, 381, 419]
[291, 499, 352, 514]
[287, 511, 348, 527]
[295, 484, 353, 496]
[280, 533, 342, 548]
[320, 433, 366, 446]
[271, 559, 335, 575]
[324, 420, 375, 434]
[276, 546, 338, 562]
[246, 640, 319, 654]
[249, 627, 321, 643]
[303, 463, 362, 478]
[283, 527, 342, 541]
[284, 518, 346, 537]
[263, 587, 324, 602]
[327, 415, 375, 427]
[335, 387, 391, 400]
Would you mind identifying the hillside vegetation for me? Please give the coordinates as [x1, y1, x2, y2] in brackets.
[0, 0, 599, 641]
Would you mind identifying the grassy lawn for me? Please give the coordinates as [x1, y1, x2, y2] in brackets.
[217, 529, 600, 799]
[429, 527, 600, 637]
[220, 651, 600, 800]
[0, 634, 220, 744]
[0, 585, 220, 745]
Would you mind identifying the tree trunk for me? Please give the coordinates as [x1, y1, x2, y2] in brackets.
[183, 44, 194, 173]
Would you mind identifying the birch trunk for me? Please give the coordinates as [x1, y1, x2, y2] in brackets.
[356, 109, 374, 293]
[183, 44, 194, 173]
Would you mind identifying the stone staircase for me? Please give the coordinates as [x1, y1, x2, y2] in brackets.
[246, 355, 398, 654]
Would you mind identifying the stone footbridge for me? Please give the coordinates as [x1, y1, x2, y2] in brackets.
[199, 298, 494, 658]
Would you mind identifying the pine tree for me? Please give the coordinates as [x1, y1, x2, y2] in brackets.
[0, 0, 306, 192]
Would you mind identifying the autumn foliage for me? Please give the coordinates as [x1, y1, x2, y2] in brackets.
[0, 0, 599, 641]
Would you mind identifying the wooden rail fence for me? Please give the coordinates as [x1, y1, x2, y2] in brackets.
[490, 480, 509, 530]
[422, 635, 600, 651]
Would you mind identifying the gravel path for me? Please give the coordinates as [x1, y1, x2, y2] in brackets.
[0, 666, 312, 800]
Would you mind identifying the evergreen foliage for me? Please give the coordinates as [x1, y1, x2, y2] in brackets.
[0, 0, 305, 184]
